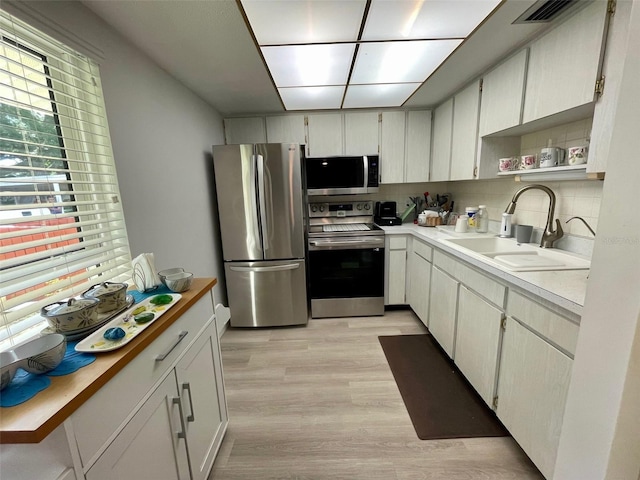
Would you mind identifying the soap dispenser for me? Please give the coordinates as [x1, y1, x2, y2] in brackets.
[499, 213, 513, 237]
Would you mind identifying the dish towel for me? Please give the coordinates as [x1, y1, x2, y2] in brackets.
[131, 252, 162, 292]
[0, 341, 95, 408]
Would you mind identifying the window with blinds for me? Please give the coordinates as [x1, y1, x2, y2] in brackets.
[0, 11, 132, 347]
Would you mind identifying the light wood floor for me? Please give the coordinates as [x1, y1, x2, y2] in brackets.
[210, 309, 544, 480]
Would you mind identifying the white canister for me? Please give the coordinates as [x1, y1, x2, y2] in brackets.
[539, 147, 566, 168]
[455, 215, 468, 233]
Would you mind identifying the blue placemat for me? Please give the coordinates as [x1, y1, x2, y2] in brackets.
[0, 341, 96, 408]
[130, 285, 173, 304]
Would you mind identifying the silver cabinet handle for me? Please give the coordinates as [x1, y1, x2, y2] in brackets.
[229, 263, 299, 273]
[182, 382, 195, 422]
[172, 397, 187, 439]
[155, 331, 188, 361]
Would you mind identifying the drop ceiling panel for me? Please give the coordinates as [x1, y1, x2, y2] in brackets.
[351, 40, 462, 84]
[343, 84, 422, 108]
[362, 0, 502, 40]
[262, 44, 355, 87]
[279, 86, 345, 110]
[241, 0, 366, 44]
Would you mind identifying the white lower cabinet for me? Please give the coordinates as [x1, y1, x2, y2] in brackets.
[427, 266, 458, 358]
[454, 285, 503, 407]
[496, 316, 573, 480]
[384, 235, 407, 305]
[86, 374, 190, 480]
[406, 239, 432, 327]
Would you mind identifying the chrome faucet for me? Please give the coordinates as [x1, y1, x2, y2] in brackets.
[505, 184, 563, 248]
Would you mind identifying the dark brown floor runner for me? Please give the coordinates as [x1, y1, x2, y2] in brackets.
[379, 334, 509, 440]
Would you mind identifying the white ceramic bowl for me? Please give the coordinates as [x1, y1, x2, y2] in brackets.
[158, 268, 185, 286]
[0, 350, 20, 390]
[164, 272, 193, 293]
[14, 333, 66, 374]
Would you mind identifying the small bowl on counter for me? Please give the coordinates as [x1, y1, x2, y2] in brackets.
[82, 281, 128, 314]
[164, 272, 193, 293]
[0, 333, 67, 389]
[158, 268, 184, 286]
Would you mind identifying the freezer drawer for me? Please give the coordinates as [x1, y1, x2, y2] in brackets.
[225, 259, 309, 327]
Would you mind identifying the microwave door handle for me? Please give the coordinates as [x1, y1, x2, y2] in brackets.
[256, 154, 269, 252]
[363, 156, 369, 190]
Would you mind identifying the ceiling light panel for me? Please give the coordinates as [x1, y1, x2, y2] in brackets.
[351, 40, 462, 84]
[279, 86, 345, 110]
[362, 0, 502, 40]
[262, 44, 355, 87]
[343, 84, 422, 108]
[240, 0, 366, 45]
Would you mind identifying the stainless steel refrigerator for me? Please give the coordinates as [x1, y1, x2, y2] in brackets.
[212, 143, 309, 327]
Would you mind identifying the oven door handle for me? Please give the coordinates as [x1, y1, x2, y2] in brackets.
[309, 239, 384, 249]
[229, 263, 300, 273]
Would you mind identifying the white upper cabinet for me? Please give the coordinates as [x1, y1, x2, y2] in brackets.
[479, 49, 528, 137]
[450, 80, 481, 181]
[431, 98, 453, 182]
[224, 117, 266, 144]
[344, 112, 379, 155]
[306, 113, 343, 157]
[380, 111, 406, 184]
[405, 110, 432, 183]
[266, 115, 306, 145]
[523, 0, 609, 123]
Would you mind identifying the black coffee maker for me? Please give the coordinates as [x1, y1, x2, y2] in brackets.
[374, 201, 402, 226]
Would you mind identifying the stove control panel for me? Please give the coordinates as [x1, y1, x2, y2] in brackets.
[308, 201, 373, 218]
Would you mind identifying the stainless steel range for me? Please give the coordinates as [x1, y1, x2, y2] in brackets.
[307, 201, 385, 318]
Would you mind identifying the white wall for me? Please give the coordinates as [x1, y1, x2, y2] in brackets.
[5, 1, 228, 304]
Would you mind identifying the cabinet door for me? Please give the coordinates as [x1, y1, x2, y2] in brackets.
[407, 250, 431, 327]
[344, 112, 379, 155]
[523, 0, 608, 123]
[430, 98, 453, 181]
[384, 236, 407, 305]
[496, 317, 573, 480]
[175, 323, 227, 480]
[266, 115, 306, 144]
[450, 81, 481, 180]
[224, 117, 266, 144]
[306, 113, 343, 157]
[380, 111, 406, 184]
[455, 286, 502, 406]
[405, 110, 431, 183]
[86, 375, 190, 480]
[427, 266, 458, 357]
[478, 49, 527, 136]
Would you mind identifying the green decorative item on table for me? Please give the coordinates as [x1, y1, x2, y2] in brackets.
[149, 294, 173, 305]
[134, 312, 155, 324]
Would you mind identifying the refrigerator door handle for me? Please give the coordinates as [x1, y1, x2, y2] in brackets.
[229, 263, 300, 273]
[256, 154, 270, 252]
[249, 153, 263, 252]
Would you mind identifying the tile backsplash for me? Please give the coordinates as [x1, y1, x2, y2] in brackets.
[447, 178, 602, 238]
[520, 118, 592, 157]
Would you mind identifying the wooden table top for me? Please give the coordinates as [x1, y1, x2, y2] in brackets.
[0, 277, 217, 444]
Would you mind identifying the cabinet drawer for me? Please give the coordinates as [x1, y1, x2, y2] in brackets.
[71, 293, 215, 468]
[388, 236, 407, 250]
[507, 291, 579, 356]
[433, 250, 506, 307]
[413, 239, 432, 262]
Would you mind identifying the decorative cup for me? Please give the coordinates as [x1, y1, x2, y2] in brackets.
[567, 146, 588, 165]
[498, 157, 516, 172]
[540, 147, 566, 168]
[520, 155, 537, 170]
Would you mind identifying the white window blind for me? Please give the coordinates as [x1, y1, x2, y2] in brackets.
[0, 11, 132, 345]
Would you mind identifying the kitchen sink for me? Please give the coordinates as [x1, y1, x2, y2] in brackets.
[441, 236, 591, 272]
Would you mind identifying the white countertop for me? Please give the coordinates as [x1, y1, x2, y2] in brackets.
[381, 223, 589, 317]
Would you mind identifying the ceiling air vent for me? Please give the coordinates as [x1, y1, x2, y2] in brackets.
[513, 0, 577, 24]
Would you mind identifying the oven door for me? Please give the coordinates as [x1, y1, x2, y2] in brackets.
[307, 236, 385, 318]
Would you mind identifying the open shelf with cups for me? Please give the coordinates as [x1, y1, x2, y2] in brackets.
[497, 164, 604, 182]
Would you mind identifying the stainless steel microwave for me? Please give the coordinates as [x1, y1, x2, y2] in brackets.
[304, 155, 379, 195]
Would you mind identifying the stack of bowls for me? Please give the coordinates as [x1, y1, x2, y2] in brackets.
[1, 333, 67, 390]
[158, 268, 193, 293]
